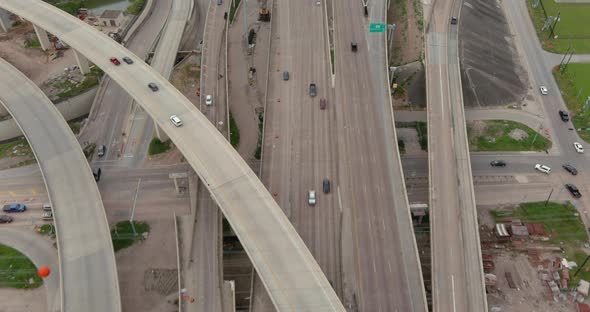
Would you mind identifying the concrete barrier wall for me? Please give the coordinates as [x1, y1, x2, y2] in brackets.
[0, 87, 96, 142]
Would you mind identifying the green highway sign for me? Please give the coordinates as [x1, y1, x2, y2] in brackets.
[369, 23, 386, 32]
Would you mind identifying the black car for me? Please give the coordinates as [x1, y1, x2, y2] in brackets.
[122, 56, 134, 64]
[559, 110, 570, 122]
[0, 215, 13, 224]
[490, 160, 506, 167]
[351, 42, 358, 52]
[148, 82, 159, 92]
[323, 178, 331, 194]
[565, 183, 582, 198]
[309, 83, 317, 97]
[451, 17, 458, 24]
[563, 164, 578, 175]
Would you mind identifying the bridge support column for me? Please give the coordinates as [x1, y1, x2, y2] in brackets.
[154, 124, 170, 142]
[73, 49, 90, 75]
[0, 9, 12, 32]
[32, 24, 51, 51]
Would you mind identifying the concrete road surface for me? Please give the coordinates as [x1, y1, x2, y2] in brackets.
[0, 227, 60, 312]
[0, 58, 120, 312]
[0, 1, 344, 310]
[330, 0, 428, 310]
[425, 0, 487, 311]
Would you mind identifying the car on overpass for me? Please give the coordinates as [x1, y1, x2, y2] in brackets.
[574, 142, 584, 153]
[109, 57, 120, 65]
[540, 86, 548, 95]
[559, 110, 570, 122]
[565, 184, 582, 199]
[309, 83, 317, 97]
[170, 115, 183, 127]
[563, 164, 578, 175]
[206, 95, 213, 106]
[2, 203, 26, 212]
[308, 190, 316, 206]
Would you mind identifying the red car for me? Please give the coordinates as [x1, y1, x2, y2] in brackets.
[320, 98, 327, 110]
[109, 57, 121, 65]
[0, 215, 13, 223]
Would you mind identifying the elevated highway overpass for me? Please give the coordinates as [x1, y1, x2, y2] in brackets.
[0, 58, 120, 312]
[424, 0, 488, 310]
[0, 0, 345, 310]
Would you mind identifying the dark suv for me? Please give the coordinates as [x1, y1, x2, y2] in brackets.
[323, 179, 331, 194]
[565, 183, 582, 198]
[563, 164, 578, 175]
[309, 83, 317, 97]
[490, 160, 506, 167]
[559, 110, 570, 122]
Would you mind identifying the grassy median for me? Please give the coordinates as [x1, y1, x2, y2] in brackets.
[0, 244, 42, 289]
[111, 221, 150, 252]
[467, 120, 551, 152]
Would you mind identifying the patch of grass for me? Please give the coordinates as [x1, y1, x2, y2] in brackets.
[395, 121, 427, 151]
[229, 0, 242, 24]
[83, 142, 96, 159]
[412, 0, 423, 31]
[126, 0, 146, 15]
[0, 244, 43, 289]
[68, 121, 82, 135]
[148, 138, 171, 155]
[527, 0, 590, 53]
[0, 138, 33, 158]
[229, 113, 240, 148]
[553, 64, 590, 143]
[467, 120, 551, 152]
[56, 66, 103, 100]
[398, 139, 405, 154]
[491, 202, 586, 245]
[111, 221, 150, 252]
[24, 38, 40, 49]
[38, 224, 55, 235]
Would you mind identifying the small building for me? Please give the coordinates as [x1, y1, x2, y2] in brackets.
[98, 10, 124, 27]
[495, 223, 510, 242]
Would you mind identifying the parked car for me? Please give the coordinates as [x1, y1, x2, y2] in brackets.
[42, 211, 53, 221]
[309, 83, 317, 97]
[323, 179, 331, 194]
[574, 142, 584, 153]
[534, 164, 551, 174]
[320, 98, 327, 110]
[565, 183, 582, 198]
[451, 17, 458, 24]
[148, 82, 159, 92]
[122, 56, 133, 64]
[308, 190, 316, 206]
[563, 164, 578, 175]
[109, 57, 121, 65]
[97, 145, 106, 157]
[0, 215, 13, 224]
[559, 110, 570, 122]
[2, 203, 26, 213]
[170, 115, 183, 127]
[540, 86, 548, 95]
[283, 71, 290, 81]
[206, 95, 213, 106]
[351, 42, 358, 52]
[43, 203, 52, 211]
[490, 160, 506, 167]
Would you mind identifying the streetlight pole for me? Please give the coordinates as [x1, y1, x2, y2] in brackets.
[130, 178, 141, 236]
[544, 188, 554, 207]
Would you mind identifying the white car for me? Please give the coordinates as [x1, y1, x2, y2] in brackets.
[535, 164, 551, 174]
[540, 86, 548, 95]
[315, 0, 321, 5]
[205, 95, 213, 106]
[308, 190, 316, 206]
[170, 115, 183, 127]
[574, 142, 584, 153]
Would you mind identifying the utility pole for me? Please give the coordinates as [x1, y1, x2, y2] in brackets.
[129, 178, 141, 236]
[562, 50, 574, 73]
[548, 11, 560, 40]
[544, 188, 554, 207]
[559, 46, 571, 70]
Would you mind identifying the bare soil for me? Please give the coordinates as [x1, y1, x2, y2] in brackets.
[388, 0, 423, 66]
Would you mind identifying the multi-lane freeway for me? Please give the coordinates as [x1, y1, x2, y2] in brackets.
[425, 0, 487, 310]
[0, 58, 120, 312]
[0, 0, 345, 310]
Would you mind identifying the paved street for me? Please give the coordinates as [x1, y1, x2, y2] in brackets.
[0, 58, 120, 312]
[425, 0, 487, 310]
[330, 0, 427, 310]
[0, 0, 345, 309]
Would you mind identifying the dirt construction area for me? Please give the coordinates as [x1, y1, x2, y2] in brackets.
[458, 0, 528, 108]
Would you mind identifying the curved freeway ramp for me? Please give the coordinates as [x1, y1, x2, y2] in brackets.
[0, 58, 121, 311]
[0, 1, 346, 311]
